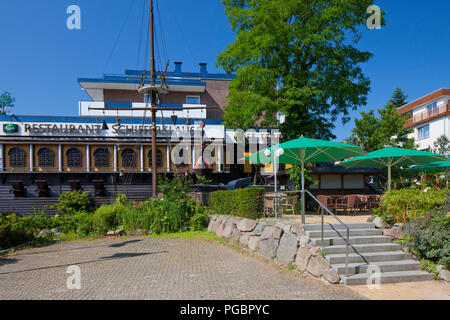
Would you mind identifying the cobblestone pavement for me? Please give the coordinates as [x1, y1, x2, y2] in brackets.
[0, 237, 364, 300]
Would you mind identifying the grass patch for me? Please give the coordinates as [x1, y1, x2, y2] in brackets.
[147, 230, 225, 242]
[54, 231, 103, 242]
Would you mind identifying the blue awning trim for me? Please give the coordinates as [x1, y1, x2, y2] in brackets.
[0, 114, 224, 126]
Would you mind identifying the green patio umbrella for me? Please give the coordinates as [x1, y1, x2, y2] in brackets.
[245, 137, 367, 223]
[407, 159, 450, 188]
[407, 159, 450, 174]
[339, 147, 448, 191]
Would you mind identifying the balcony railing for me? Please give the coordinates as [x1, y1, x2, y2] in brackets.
[79, 101, 207, 119]
[405, 104, 449, 127]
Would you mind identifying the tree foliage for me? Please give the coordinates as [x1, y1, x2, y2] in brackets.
[432, 135, 450, 156]
[217, 0, 379, 140]
[0, 91, 15, 114]
[347, 88, 415, 151]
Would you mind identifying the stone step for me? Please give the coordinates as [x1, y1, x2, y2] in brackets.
[341, 270, 434, 285]
[303, 222, 375, 231]
[322, 243, 401, 255]
[326, 251, 411, 264]
[332, 260, 421, 275]
[312, 235, 392, 246]
[306, 229, 382, 239]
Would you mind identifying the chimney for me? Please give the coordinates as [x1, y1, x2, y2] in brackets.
[199, 63, 207, 74]
[174, 61, 182, 73]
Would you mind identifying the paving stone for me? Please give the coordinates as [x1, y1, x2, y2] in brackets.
[0, 237, 364, 300]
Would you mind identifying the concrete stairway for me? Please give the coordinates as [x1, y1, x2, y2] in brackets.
[305, 222, 434, 285]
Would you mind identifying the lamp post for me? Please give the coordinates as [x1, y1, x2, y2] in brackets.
[265, 147, 284, 218]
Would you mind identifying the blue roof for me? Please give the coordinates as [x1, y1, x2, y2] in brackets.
[0, 114, 224, 126]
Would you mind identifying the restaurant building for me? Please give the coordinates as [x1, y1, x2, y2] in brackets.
[0, 62, 271, 214]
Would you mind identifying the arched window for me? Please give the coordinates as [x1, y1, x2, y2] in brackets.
[148, 149, 163, 168]
[38, 148, 54, 168]
[121, 149, 136, 168]
[94, 148, 109, 168]
[66, 148, 82, 168]
[8, 147, 26, 168]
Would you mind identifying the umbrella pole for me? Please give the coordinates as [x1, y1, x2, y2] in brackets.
[274, 154, 278, 219]
[301, 161, 305, 224]
[388, 164, 392, 192]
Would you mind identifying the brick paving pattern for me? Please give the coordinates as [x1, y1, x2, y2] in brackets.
[0, 237, 364, 300]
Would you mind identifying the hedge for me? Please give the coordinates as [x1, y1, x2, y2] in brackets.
[208, 187, 265, 219]
[374, 189, 448, 224]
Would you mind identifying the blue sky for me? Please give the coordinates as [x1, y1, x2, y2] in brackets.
[0, 0, 449, 142]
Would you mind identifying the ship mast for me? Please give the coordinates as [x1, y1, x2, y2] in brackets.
[149, 0, 157, 198]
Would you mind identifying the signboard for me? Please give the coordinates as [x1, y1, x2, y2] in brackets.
[3, 123, 18, 133]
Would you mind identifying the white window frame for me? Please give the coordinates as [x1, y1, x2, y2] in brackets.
[186, 95, 200, 105]
[417, 124, 430, 140]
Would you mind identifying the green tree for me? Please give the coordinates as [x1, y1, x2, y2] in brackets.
[432, 135, 450, 156]
[348, 88, 415, 151]
[388, 87, 408, 109]
[217, 0, 379, 140]
[0, 92, 15, 114]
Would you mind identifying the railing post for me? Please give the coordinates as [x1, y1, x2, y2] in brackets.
[346, 228, 350, 278]
[321, 207, 324, 246]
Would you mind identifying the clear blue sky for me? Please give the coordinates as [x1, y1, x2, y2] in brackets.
[1, 0, 449, 142]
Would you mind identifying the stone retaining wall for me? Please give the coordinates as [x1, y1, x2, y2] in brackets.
[208, 215, 341, 284]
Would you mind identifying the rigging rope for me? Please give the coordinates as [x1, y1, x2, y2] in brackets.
[103, 0, 137, 74]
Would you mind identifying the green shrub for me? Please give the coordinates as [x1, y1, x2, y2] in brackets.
[93, 204, 123, 234]
[374, 189, 447, 224]
[0, 215, 34, 250]
[121, 202, 153, 233]
[72, 211, 95, 235]
[208, 187, 265, 219]
[54, 190, 94, 216]
[404, 212, 449, 269]
[189, 206, 210, 231]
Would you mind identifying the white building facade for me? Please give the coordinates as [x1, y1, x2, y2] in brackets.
[397, 89, 450, 151]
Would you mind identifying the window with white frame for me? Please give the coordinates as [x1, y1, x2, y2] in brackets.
[186, 96, 200, 104]
[418, 124, 430, 140]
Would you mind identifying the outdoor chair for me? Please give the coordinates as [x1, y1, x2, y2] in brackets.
[35, 180, 51, 197]
[345, 195, 360, 214]
[335, 196, 349, 215]
[355, 195, 368, 213]
[9, 181, 27, 198]
[264, 195, 275, 217]
[367, 195, 380, 210]
[316, 195, 336, 214]
[281, 194, 299, 215]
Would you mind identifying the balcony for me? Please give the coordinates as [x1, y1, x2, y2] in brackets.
[79, 101, 207, 119]
[404, 103, 449, 128]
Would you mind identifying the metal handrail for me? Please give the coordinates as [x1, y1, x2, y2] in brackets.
[305, 190, 350, 278]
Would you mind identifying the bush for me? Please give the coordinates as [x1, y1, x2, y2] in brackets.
[189, 206, 210, 231]
[0, 215, 34, 250]
[403, 212, 449, 269]
[72, 211, 95, 235]
[374, 189, 447, 224]
[208, 187, 265, 219]
[93, 203, 123, 234]
[54, 190, 94, 216]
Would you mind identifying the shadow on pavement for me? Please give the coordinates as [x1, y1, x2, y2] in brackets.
[0, 257, 19, 267]
[0, 251, 168, 275]
[108, 240, 143, 248]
